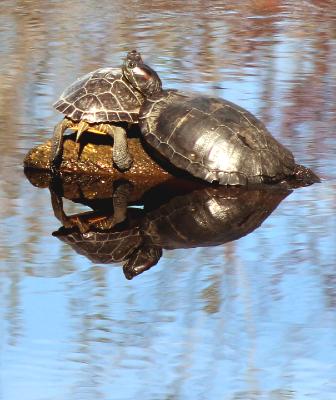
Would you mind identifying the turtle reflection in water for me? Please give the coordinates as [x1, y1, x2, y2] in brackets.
[51, 182, 291, 279]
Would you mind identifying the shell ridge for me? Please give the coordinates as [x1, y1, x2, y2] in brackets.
[54, 67, 142, 122]
[165, 108, 196, 144]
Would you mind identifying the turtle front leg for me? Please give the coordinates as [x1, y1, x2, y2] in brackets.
[49, 185, 69, 226]
[112, 180, 132, 226]
[104, 124, 133, 171]
[50, 117, 73, 172]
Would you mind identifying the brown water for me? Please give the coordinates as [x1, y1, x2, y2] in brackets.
[0, 1, 336, 399]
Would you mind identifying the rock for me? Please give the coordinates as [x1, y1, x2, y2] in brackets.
[24, 135, 171, 180]
[23, 134, 178, 202]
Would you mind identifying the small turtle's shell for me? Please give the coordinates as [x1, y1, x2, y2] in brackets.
[140, 91, 296, 185]
[55, 227, 143, 264]
[54, 68, 144, 124]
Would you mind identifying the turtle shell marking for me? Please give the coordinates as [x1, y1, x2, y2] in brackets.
[140, 92, 296, 184]
[54, 68, 144, 123]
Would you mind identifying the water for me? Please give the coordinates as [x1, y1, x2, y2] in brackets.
[1, 1, 336, 399]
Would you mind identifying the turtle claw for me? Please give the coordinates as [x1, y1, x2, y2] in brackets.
[50, 161, 58, 173]
[50, 160, 61, 176]
[76, 121, 89, 142]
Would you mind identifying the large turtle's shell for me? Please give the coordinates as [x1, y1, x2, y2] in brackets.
[54, 68, 144, 124]
[139, 91, 296, 185]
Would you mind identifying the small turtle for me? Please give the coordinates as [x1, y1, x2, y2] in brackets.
[51, 50, 144, 172]
[122, 53, 319, 185]
[50, 183, 162, 280]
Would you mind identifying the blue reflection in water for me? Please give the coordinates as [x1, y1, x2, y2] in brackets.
[0, 1, 336, 399]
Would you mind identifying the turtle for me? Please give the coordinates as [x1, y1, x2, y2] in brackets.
[121, 52, 319, 185]
[52, 182, 290, 279]
[51, 50, 145, 172]
[141, 185, 290, 250]
[50, 183, 162, 280]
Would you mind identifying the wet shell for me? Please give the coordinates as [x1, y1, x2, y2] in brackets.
[140, 91, 296, 185]
[54, 68, 144, 124]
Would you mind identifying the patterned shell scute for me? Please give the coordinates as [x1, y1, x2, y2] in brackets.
[140, 91, 296, 184]
[54, 68, 144, 123]
[56, 228, 143, 264]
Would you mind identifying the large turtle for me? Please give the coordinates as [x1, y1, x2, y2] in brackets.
[51, 50, 144, 171]
[122, 52, 319, 185]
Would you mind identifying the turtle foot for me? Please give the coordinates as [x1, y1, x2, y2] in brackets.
[50, 164, 60, 175]
[114, 155, 133, 172]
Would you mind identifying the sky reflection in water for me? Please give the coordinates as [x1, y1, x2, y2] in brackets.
[0, 1, 335, 399]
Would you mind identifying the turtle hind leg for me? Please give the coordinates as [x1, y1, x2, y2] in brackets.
[112, 180, 132, 226]
[104, 124, 133, 171]
[50, 117, 73, 172]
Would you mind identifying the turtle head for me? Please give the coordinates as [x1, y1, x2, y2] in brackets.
[123, 50, 162, 98]
[123, 245, 162, 280]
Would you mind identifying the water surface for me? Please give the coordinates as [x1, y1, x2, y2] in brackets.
[0, 1, 335, 399]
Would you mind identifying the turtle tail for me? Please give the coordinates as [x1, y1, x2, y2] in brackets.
[292, 164, 320, 186]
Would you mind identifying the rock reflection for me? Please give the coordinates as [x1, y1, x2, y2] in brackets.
[47, 176, 291, 279]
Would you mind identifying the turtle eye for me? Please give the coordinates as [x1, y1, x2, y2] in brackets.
[128, 61, 136, 69]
